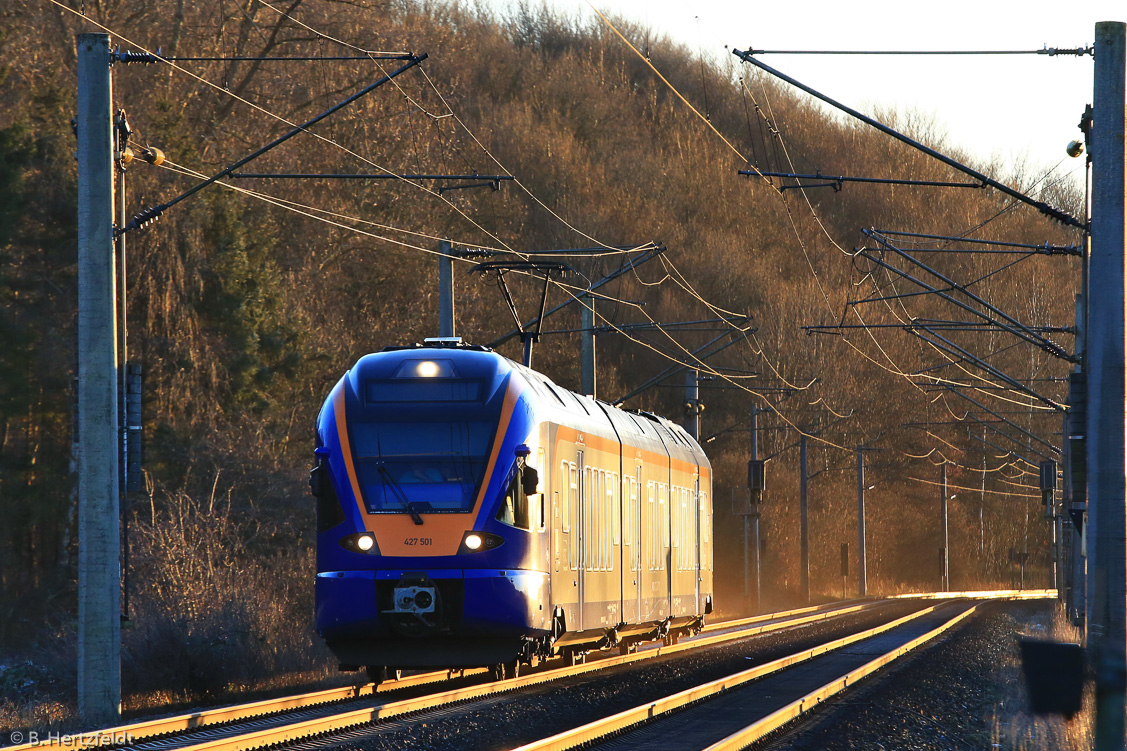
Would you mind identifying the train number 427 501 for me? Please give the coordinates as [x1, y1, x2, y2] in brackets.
[404, 537, 433, 546]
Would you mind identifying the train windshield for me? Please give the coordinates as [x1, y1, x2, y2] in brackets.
[350, 421, 495, 513]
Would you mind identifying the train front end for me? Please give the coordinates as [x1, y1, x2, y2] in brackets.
[311, 344, 548, 673]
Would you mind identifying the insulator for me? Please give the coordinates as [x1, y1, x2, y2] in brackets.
[139, 146, 165, 166]
[127, 205, 165, 231]
[115, 49, 159, 64]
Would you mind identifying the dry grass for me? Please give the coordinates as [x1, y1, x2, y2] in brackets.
[991, 603, 1093, 750]
[1, 487, 339, 734]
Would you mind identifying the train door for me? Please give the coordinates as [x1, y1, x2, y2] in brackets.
[576, 450, 586, 629]
[557, 455, 580, 632]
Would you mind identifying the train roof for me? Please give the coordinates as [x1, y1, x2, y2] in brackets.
[369, 339, 708, 465]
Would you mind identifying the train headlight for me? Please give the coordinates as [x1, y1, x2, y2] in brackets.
[393, 359, 456, 378]
[458, 531, 505, 554]
[339, 533, 380, 554]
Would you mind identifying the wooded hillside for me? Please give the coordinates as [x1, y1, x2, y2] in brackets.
[0, 0, 1081, 707]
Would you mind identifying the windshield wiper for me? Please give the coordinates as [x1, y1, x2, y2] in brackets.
[378, 465, 425, 526]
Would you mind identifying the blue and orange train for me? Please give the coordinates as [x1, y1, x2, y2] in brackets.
[311, 340, 714, 680]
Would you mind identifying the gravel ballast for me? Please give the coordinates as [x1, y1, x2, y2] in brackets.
[759, 600, 1080, 751]
[306, 601, 959, 751]
[280, 600, 1077, 751]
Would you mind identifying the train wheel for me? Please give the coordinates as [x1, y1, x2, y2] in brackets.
[492, 663, 505, 681]
[566, 649, 579, 667]
[390, 667, 402, 681]
[618, 641, 630, 656]
[503, 659, 520, 679]
[365, 665, 388, 684]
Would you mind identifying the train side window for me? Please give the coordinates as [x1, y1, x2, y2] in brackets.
[598, 469, 605, 571]
[561, 461, 571, 533]
[644, 481, 650, 571]
[559, 462, 567, 532]
[589, 469, 596, 571]
[623, 476, 633, 550]
[672, 487, 680, 550]
[569, 462, 579, 567]
[626, 476, 637, 571]
[584, 466, 594, 571]
[701, 491, 711, 570]
[672, 486, 679, 570]
[686, 488, 693, 571]
[677, 486, 684, 571]
[700, 491, 709, 543]
[597, 468, 605, 571]
[646, 481, 655, 571]
[611, 472, 620, 547]
[605, 470, 611, 570]
[658, 483, 667, 571]
[595, 469, 602, 571]
[580, 466, 587, 571]
[587, 468, 595, 571]
[634, 472, 641, 572]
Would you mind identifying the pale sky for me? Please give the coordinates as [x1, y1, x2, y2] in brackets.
[499, 0, 1126, 187]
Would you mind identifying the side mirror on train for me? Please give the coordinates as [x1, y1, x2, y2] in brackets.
[309, 461, 324, 498]
[522, 466, 539, 496]
[310, 447, 330, 498]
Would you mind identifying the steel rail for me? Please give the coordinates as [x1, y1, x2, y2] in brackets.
[885, 588, 1054, 600]
[1, 668, 485, 750]
[701, 599, 871, 633]
[7, 602, 887, 751]
[508, 601, 964, 751]
[120, 601, 886, 751]
[698, 602, 870, 640]
[702, 604, 982, 751]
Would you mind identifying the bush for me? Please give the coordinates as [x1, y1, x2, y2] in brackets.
[124, 489, 328, 702]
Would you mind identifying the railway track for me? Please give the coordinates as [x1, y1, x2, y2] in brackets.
[511, 600, 980, 751]
[4, 592, 1050, 751]
[3, 599, 882, 751]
